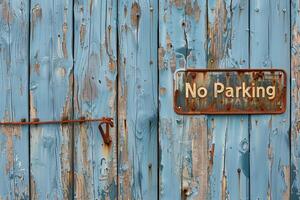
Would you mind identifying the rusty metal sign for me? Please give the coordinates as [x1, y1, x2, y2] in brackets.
[174, 69, 287, 115]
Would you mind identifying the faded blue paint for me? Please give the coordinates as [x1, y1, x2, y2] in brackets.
[73, 0, 118, 199]
[0, 0, 299, 199]
[118, 0, 158, 199]
[159, 0, 208, 199]
[30, 0, 73, 198]
[207, 0, 249, 199]
[74, 0, 117, 199]
[0, 0, 29, 199]
[292, 0, 300, 199]
[250, 0, 290, 199]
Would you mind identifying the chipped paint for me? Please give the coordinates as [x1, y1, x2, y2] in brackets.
[0, 0, 299, 199]
[74, 0, 117, 198]
[130, 2, 140, 27]
[119, 0, 158, 199]
[0, 0, 29, 198]
[250, 0, 291, 199]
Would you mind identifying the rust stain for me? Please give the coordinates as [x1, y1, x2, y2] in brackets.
[131, 2, 141, 27]
[102, 139, 112, 158]
[2, 0, 13, 23]
[209, 143, 215, 170]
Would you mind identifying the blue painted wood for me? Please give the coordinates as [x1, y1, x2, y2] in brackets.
[30, 0, 73, 198]
[73, 0, 117, 199]
[118, 0, 158, 199]
[250, 0, 290, 199]
[291, 0, 300, 199]
[0, 0, 29, 199]
[0, 0, 298, 199]
[207, 0, 249, 199]
[159, 0, 208, 199]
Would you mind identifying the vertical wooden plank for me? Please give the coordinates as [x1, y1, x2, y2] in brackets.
[207, 0, 249, 199]
[0, 0, 29, 199]
[292, 0, 300, 199]
[159, 0, 208, 199]
[74, 0, 117, 199]
[250, 0, 290, 199]
[30, 0, 73, 198]
[118, 0, 158, 199]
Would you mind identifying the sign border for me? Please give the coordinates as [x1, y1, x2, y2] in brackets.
[173, 68, 287, 115]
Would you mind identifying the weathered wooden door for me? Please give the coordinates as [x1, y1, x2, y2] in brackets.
[0, 0, 299, 200]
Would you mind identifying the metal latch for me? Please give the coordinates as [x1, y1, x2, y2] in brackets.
[0, 117, 114, 145]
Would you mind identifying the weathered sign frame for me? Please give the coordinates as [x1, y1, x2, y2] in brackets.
[174, 68, 287, 115]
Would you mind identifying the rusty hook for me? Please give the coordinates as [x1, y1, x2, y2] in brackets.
[98, 119, 114, 145]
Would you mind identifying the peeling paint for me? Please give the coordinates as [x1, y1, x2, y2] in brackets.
[131, 2, 140, 27]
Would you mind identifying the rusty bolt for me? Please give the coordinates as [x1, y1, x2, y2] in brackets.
[32, 118, 40, 122]
[79, 116, 86, 123]
[190, 72, 196, 79]
[210, 59, 214, 63]
[108, 25, 111, 30]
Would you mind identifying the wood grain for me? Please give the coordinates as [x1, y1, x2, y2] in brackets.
[250, 0, 290, 199]
[291, 0, 300, 199]
[30, 0, 73, 198]
[118, 0, 158, 199]
[0, 0, 29, 199]
[159, 0, 208, 199]
[73, 0, 117, 199]
[207, 0, 250, 199]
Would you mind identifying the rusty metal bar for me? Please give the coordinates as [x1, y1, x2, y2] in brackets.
[0, 117, 113, 125]
[0, 117, 114, 145]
